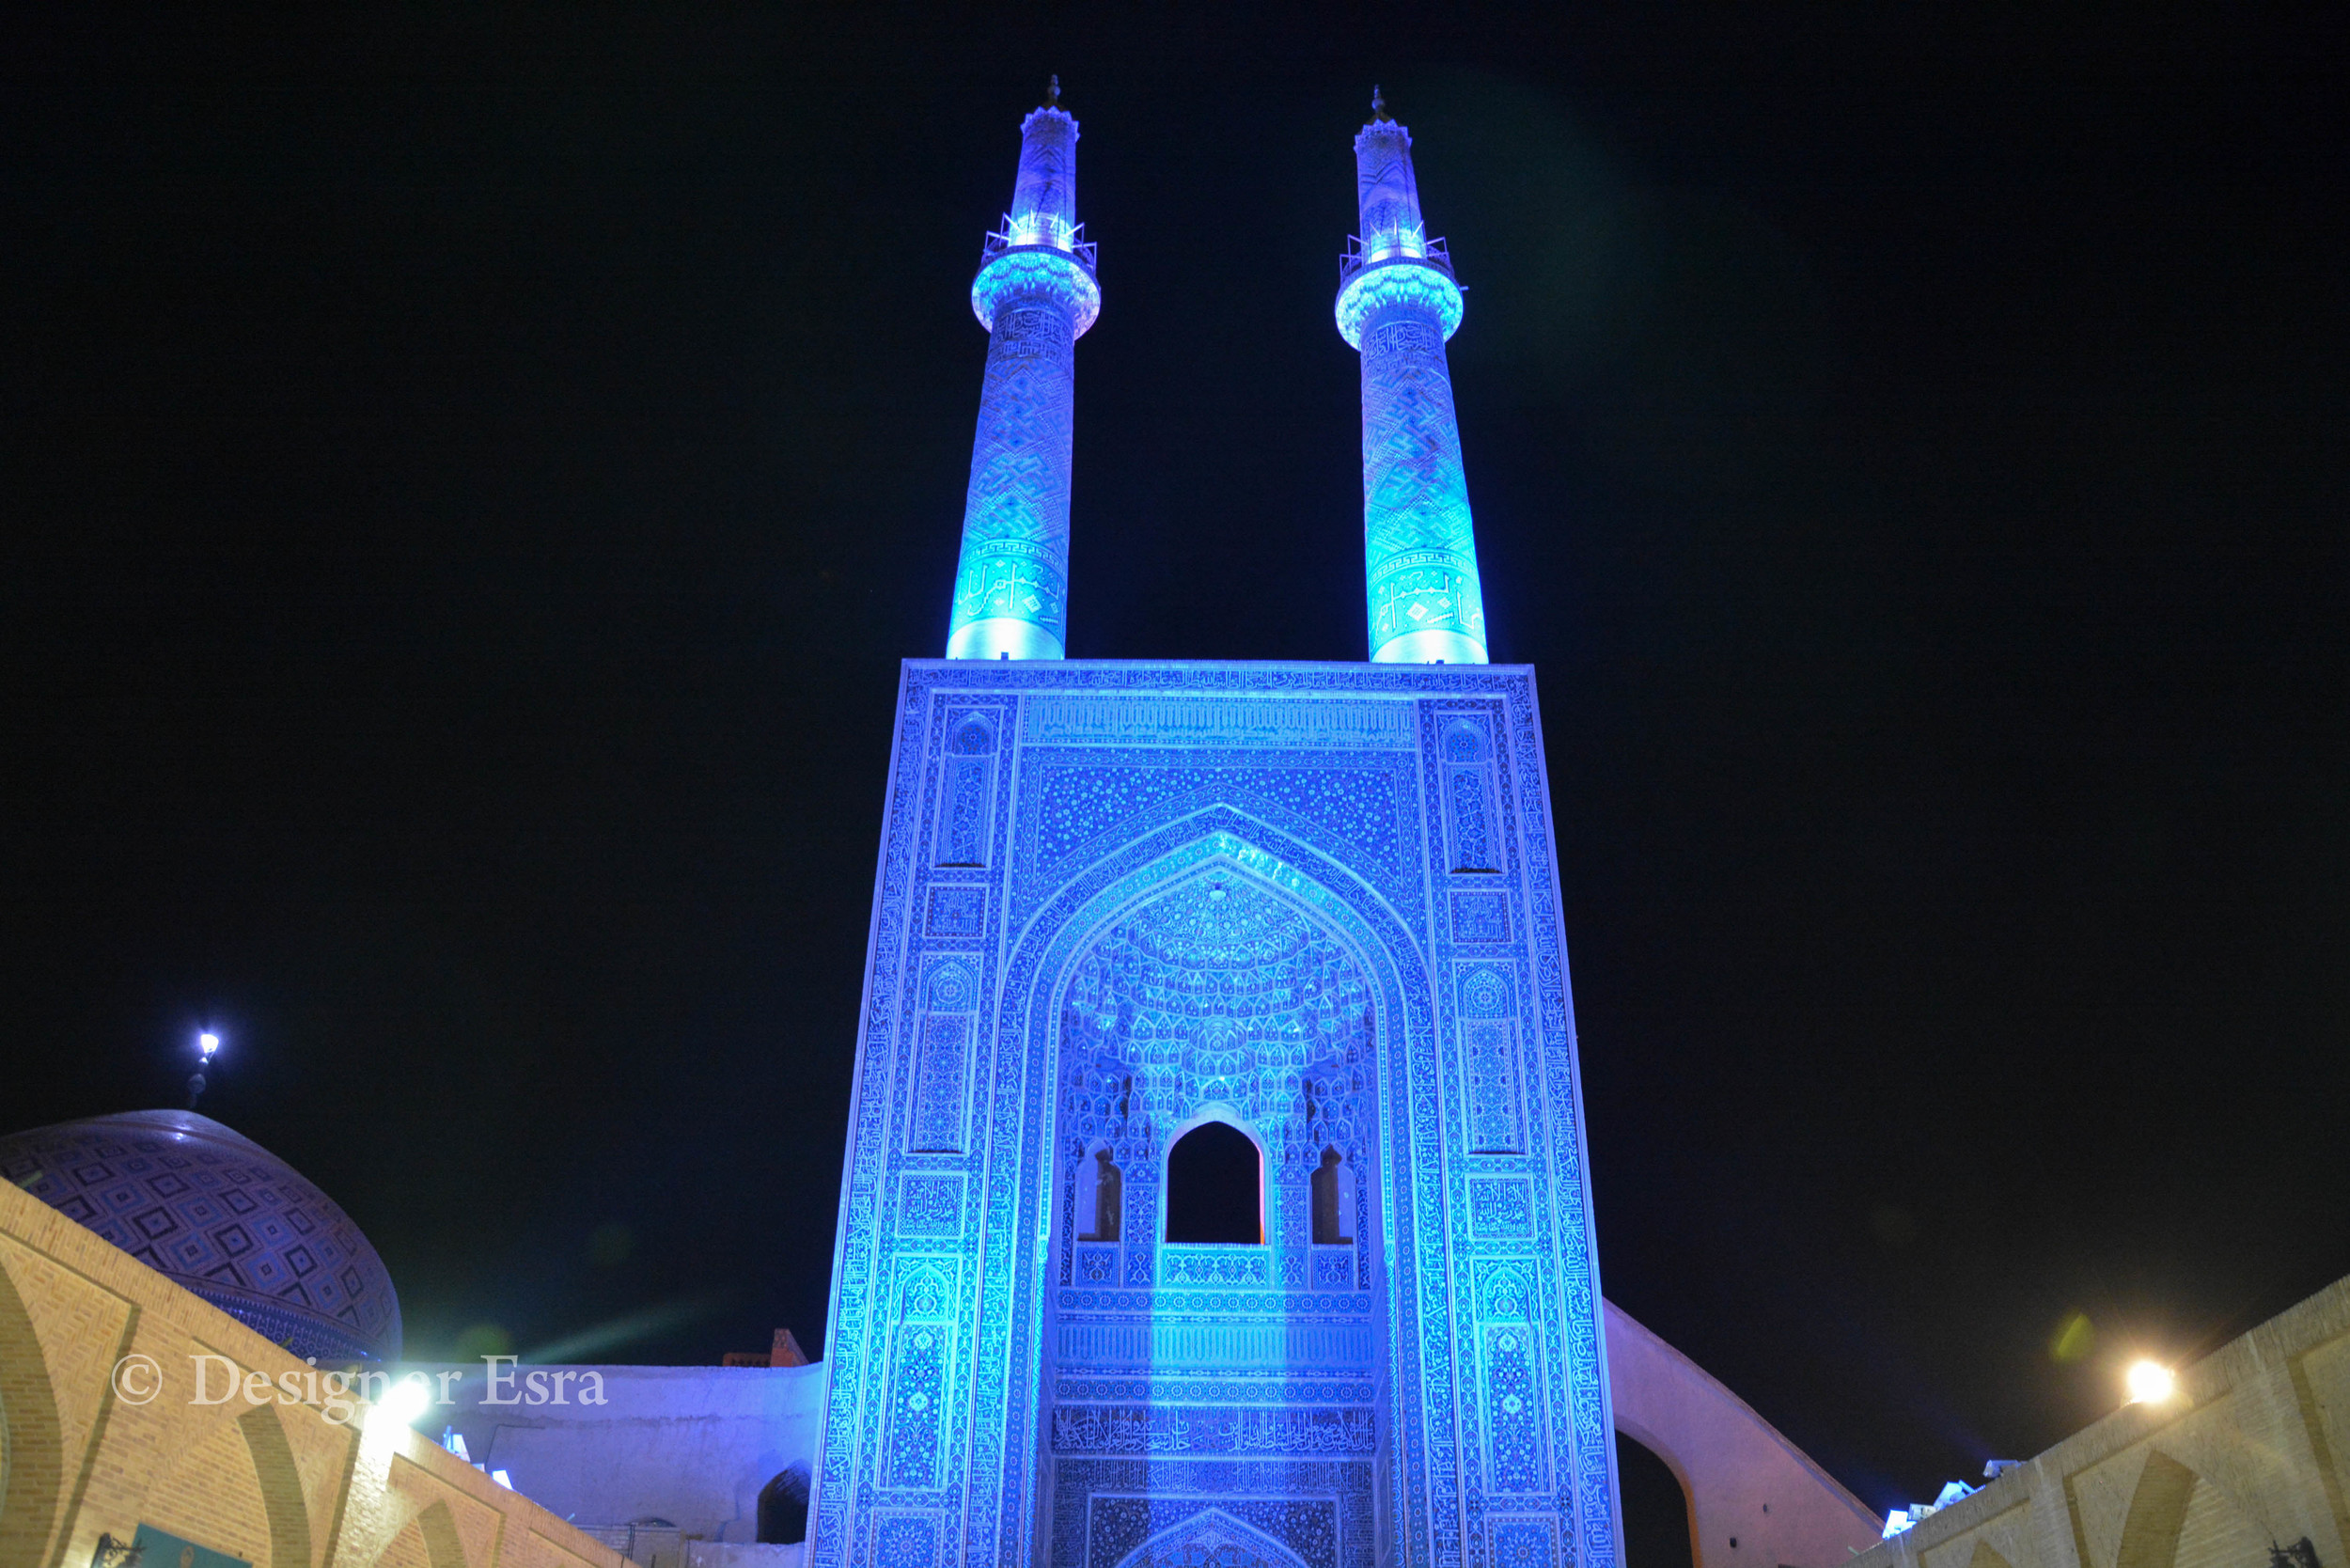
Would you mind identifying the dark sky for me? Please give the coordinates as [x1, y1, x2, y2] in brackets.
[6, 3, 2345, 1515]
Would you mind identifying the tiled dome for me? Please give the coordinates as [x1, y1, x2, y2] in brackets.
[0, 1109, 401, 1362]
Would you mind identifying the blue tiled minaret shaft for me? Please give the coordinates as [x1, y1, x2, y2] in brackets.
[1337, 94, 1489, 665]
[946, 85, 1102, 661]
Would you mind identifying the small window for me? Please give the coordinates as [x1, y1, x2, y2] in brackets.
[1310, 1147, 1355, 1245]
[1166, 1121, 1261, 1244]
[1076, 1144, 1121, 1242]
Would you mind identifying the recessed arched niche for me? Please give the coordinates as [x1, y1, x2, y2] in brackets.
[1075, 1139, 1122, 1242]
[1311, 1146, 1356, 1245]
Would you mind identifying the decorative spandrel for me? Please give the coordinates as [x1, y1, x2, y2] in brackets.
[810, 663, 1620, 1568]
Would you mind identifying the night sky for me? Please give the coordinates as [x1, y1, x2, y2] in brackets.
[6, 4, 2346, 1517]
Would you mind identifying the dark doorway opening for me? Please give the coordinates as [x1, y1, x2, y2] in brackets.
[757, 1463, 810, 1544]
[1616, 1432, 1696, 1568]
[1165, 1121, 1261, 1244]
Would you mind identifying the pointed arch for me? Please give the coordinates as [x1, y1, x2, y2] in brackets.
[2117, 1450, 2201, 1568]
[758, 1463, 811, 1545]
[236, 1403, 313, 1568]
[1026, 827, 1410, 1191]
[368, 1499, 468, 1568]
[1165, 1117, 1264, 1244]
[0, 1252, 64, 1568]
[1311, 1146, 1357, 1244]
[1074, 1139, 1121, 1242]
[1022, 824, 1416, 1117]
[1109, 1507, 1315, 1568]
[997, 810, 1448, 1560]
[414, 1501, 469, 1568]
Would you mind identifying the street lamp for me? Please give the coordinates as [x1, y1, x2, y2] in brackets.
[188, 1029, 222, 1109]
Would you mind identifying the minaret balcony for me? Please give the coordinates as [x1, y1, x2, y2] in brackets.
[972, 225, 1102, 337]
[1335, 238, 1465, 348]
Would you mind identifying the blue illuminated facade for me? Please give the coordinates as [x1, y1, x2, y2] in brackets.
[810, 101, 1620, 1568]
[1340, 102, 1488, 666]
[947, 91, 1101, 662]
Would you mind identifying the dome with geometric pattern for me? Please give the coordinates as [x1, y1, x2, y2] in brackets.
[0, 1108, 402, 1362]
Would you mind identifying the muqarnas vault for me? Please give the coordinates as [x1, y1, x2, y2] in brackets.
[810, 89, 1623, 1568]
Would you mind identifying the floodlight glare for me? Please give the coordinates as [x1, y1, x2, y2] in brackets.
[376, 1374, 432, 1428]
[197, 1031, 220, 1058]
[2126, 1360, 2176, 1404]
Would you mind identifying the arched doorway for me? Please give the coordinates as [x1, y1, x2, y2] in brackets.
[758, 1464, 810, 1545]
[1617, 1431, 1697, 1568]
[1046, 864, 1383, 1568]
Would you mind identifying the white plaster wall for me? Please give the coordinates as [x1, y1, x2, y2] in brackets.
[1606, 1299, 1887, 1568]
[403, 1361, 828, 1542]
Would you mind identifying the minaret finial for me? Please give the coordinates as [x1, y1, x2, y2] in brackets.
[1371, 85, 1388, 120]
[1047, 74, 1061, 108]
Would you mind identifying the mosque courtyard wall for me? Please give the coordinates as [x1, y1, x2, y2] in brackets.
[412, 1361, 825, 1549]
[0, 1177, 627, 1568]
[1855, 1275, 2350, 1568]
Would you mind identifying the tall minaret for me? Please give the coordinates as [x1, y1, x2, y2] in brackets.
[945, 80, 1101, 661]
[1337, 90, 1488, 665]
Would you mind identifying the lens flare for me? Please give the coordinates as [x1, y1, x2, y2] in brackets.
[376, 1373, 432, 1427]
[2126, 1360, 2176, 1403]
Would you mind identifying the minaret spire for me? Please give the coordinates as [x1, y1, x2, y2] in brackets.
[945, 87, 1100, 661]
[1336, 96, 1488, 664]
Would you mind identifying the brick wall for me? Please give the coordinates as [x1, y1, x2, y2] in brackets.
[1854, 1276, 2350, 1568]
[0, 1179, 629, 1568]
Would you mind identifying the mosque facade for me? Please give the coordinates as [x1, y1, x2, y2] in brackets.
[6, 78, 2339, 1568]
[807, 93, 1620, 1568]
[0, 86, 1987, 1568]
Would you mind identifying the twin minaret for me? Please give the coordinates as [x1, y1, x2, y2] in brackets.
[945, 86, 1489, 665]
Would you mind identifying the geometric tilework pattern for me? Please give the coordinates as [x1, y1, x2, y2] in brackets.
[809, 661, 1620, 1568]
[949, 290, 1079, 656]
[0, 1107, 402, 1361]
[948, 105, 1099, 663]
[1340, 114, 1486, 666]
[1356, 309, 1485, 662]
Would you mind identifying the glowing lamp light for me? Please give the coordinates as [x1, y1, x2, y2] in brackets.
[373, 1373, 433, 1429]
[197, 1031, 220, 1058]
[2126, 1360, 2177, 1404]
